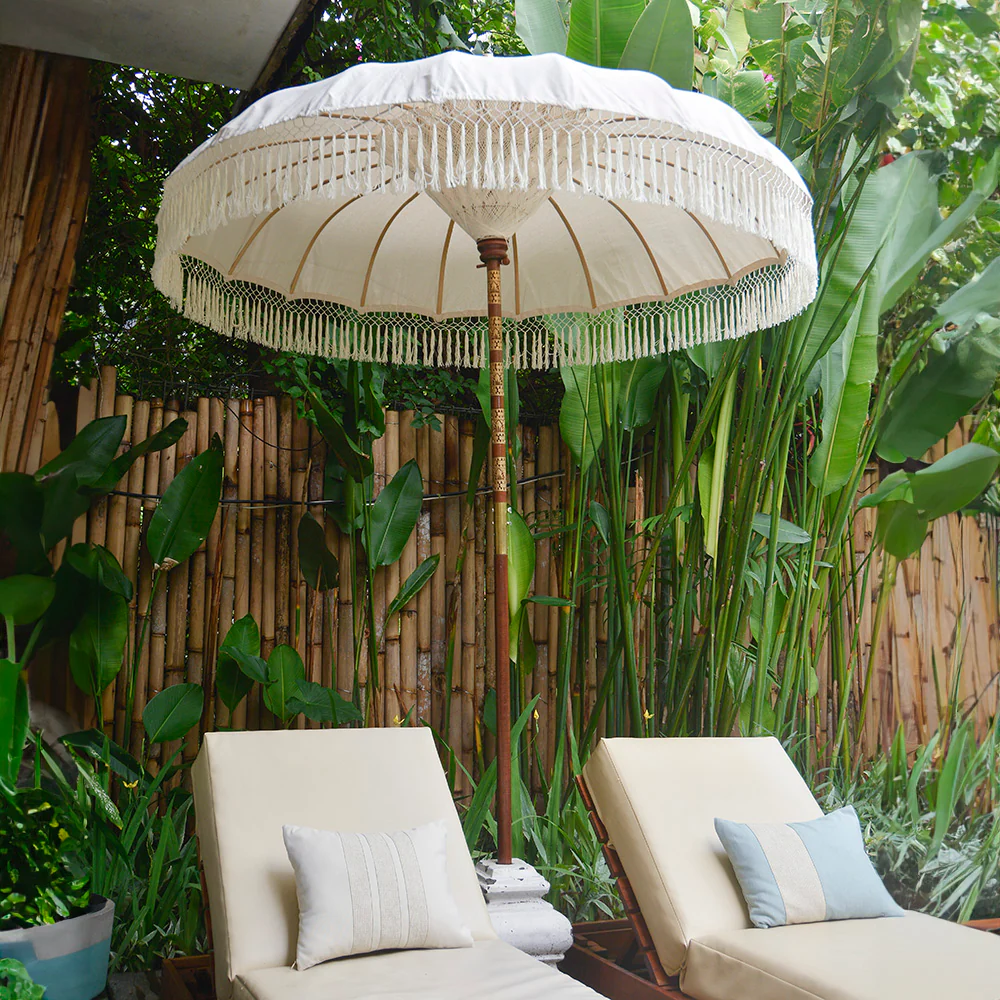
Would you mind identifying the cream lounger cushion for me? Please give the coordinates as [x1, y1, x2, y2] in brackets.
[582, 736, 822, 974]
[232, 939, 602, 1000]
[192, 728, 496, 998]
[582, 736, 1000, 1000]
[683, 911, 1000, 1000]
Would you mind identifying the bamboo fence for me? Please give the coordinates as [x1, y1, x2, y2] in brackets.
[24, 369, 1000, 782]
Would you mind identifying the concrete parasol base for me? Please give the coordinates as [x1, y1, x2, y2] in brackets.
[476, 858, 574, 967]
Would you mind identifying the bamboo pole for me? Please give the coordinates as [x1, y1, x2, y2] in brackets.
[87, 366, 117, 556]
[247, 399, 265, 731]
[262, 396, 278, 663]
[70, 379, 97, 549]
[462, 419, 478, 792]
[276, 396, 293, 650]
[290, 407, 310, 675]
[444, 414, 461, 751]
[183, 398, 211, 763]
[416, 423, 432, 725]
[306, 424, 326, 726]
[382, 412, 400, 726]
[218, 400, 240, 728]
[131, 400, 162, 755]
[399, 411, 418, 722]
[146, 399, 179, 767]
[201, 396, 225, 740]
[429, 415, 447, 733]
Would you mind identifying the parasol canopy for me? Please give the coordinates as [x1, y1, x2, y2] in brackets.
[154, 51, 816, 369]
[154, 50, 818, 870]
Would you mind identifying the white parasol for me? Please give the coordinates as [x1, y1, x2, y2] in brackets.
[154, 50, 817, 866]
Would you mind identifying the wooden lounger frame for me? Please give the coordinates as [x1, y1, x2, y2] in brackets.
[572, 774, 689, 999]
[570, 772, 1000, 1000]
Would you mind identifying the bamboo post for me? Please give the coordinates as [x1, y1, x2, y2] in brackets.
[290, 408, 310, 670]
[88, 365, 118, 553]
[276, 397, 293, 650]
[218, 400, 239, 728]
[183, 398, 211, 761]
[416, 422, 432, 725]
[201, 396, 225, 741]
[399, 411, 418, 722]
[115, 399, 149, 746]
[382, 412, 400, 725]
[161, 404, 194, 768]
[234, 399, 253, 729]
[146, 399, 179, 767]
[306, 424, 326, 726]
[247, 399, 265, 731]
[461, 418, 478, 795]
[430, 415, 447, 732]
[262, 396, 278, 663]
[444, 414, 461, 749]
[70, 380, 97, 548]
[131, 400, 162, 755]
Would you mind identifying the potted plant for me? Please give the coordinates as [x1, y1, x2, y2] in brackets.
[0, 788, 113, 1000]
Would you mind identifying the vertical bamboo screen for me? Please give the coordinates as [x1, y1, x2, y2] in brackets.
[24, 369, 1000, 778]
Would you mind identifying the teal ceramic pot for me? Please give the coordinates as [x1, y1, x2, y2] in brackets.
[0, 896, 114, 1000]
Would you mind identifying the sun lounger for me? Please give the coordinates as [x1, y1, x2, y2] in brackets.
[575, 736, 1000, 1000]
[192, 727, 606, 999]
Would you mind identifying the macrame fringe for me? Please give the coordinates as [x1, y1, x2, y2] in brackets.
[153, 106, 818, 369]
[175, 256, 811, 369]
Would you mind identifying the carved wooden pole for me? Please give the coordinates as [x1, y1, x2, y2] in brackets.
[0, 46, 92, 472]
[477, 235, 512, 865]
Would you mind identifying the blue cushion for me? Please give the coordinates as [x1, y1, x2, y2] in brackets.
[714, 806, 905, 929]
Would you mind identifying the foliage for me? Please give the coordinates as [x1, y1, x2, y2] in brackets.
[0, 961, 44, 1000]
[42, 730, 206, 970]
[820, 715, 1000, 921]
[0, 789, 89, 931]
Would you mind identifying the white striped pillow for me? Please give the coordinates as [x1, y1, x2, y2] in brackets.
[283, 821, 473, 970]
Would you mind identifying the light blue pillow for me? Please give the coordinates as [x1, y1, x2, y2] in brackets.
[714, 806, 904, 929]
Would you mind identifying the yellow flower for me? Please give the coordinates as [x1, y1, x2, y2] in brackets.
[533, 710, 539, 722]
[643, 709, 653, 721]
[123, 780, 139, 789]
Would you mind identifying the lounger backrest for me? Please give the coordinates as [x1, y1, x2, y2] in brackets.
[582, 737, 822, 975]
[193, 728, 494, 997]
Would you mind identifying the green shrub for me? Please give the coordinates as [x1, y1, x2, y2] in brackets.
[0, 789, 89, 931]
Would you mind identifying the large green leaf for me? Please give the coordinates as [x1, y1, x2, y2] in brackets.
[216, 614, 266, 711]
[308, 390, 373, 482]
[264, 644, 307, 722]
[878, 325, 1000, 461]
[60, 729, 144, 784]
[566, 0, 644, 68]
[910, 443, 1000, 519]
[618, 357, 670, 430]
[0, 575, 55, 626]
[36, 416, 127, 547]
[508, 509, 536, 669]
[875, 500, 928, 560]
[64, 544, 134, 601]
[297, 513, 340, 591]
[286, 679, 362, 725]
[216, 657, 253, 714]
[559, 366, 603, 472]
[147, 439, 223, 571]
[933, 258, 1000, 328]
[515, 0, 569, 53]
[68, 590, 128, 696]
[0, 473, 48, 574]
[618, 0, 694, 89]
[143, 683, 204, 743]
[808, 268, 881, 494]
[366, 459, 423, 568]
[85, 417, 188, 495]
[880, 149, 1000, 313]
[386, 554, 440, 623]
[35, 415, 126, 486]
